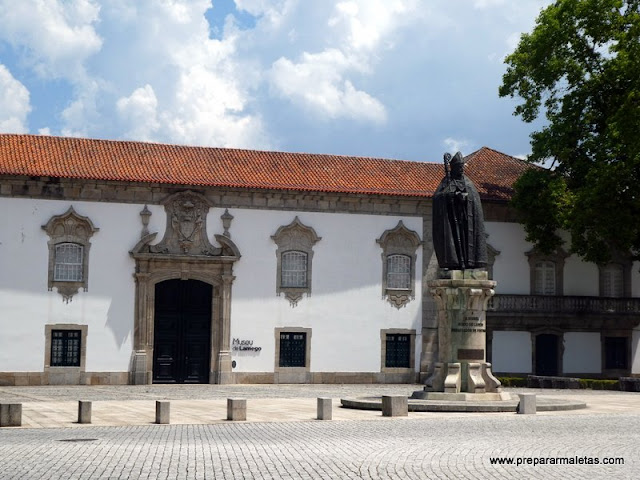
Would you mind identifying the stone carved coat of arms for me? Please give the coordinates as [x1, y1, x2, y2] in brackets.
[150, 191, 220, 256]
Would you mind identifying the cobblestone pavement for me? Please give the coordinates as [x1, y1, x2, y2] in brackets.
[1, 385, 639, 478]
[0, 384, 423, 403]
[0, 414, 637, 479]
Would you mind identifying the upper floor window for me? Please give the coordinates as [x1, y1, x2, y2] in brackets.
[526, 247, 568, 296]
[281, 251, 308, 288]
[54, 243, 84, 282]
[387, 254, 411, 290]
[534, 260, 556, 295]
[376, 221, 422, 309]
[601, 263, 624, 298]
[272, 217, 321, 307]
[42, 207, 99, 303]
[599, 254, 631, 298]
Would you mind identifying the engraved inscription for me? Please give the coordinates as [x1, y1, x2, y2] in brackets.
[457, 349, 485, 360]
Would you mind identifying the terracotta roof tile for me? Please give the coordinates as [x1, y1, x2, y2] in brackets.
[0, 134, 529, 201]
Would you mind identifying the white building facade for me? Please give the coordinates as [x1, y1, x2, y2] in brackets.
[0, 135, 638, 385]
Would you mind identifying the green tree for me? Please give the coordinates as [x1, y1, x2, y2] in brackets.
[500, 0, 640, 263]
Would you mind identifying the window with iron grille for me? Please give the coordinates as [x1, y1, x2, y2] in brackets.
[387, 254, 411, 290]
[54, 243, 84, 282]
[385, 334, 411, 368]
[279, 332, 307, 367]
[281, 251, 308, 288]
[604, 337, 628, 370]
[51, 329, 82, 367]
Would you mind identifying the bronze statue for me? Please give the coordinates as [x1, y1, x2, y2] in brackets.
[432, 152, 487, 270]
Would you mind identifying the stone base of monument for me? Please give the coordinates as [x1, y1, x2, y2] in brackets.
[423, 361, 502, 394]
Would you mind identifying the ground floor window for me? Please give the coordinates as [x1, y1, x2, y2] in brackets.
[44, 324, 88, 371]
[380, 329, 415, 372]
[51, 330, 82, 366]
[278, 331, 308, 367]
[385, 334, 411, 368]
[604, 336, 628, 370]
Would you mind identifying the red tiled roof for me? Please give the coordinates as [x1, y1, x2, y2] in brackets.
[0, 134, 530, 200]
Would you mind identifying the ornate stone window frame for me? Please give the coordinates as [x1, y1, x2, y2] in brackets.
[376, 221, 422, 308]
[525, 247, 569, 296]
[380, 328, 416, 373]
[272, 217, 321, 307]
[598, 251, 632, 298]
[42, 207, 99, 303]
[44, 324, 88, 375]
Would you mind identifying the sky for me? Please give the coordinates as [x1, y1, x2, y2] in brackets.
[0, 0, 553, 163]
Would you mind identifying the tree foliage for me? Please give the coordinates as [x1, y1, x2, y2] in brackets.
[500, 0, 640, 263]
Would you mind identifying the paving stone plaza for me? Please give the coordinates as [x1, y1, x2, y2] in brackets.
[0, 385, 638, 479]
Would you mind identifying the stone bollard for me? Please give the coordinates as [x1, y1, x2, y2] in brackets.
[227, 398, 247, 421]
[317, 397, 332, 420]
[78, 401, 92, 424]
[517, 393, 536, 414]
[156, 401, 170, 424]
[0, 403, 22, 427]
[382, 395, 408, 417]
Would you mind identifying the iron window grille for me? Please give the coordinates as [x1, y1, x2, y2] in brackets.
[281, 251, 308, 288]
[51, 329, 82, 367]
[385, 333, 411, 368]
[54, 243, 84, 282]
[279, 332, 307, 367]
[386, 254, 411, 290]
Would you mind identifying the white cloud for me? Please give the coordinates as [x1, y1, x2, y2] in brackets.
[0, 65, 31, 133]
[161, 65, 268, 148]
[443, 137, 473, 154]
[329, 0, 417, 51]
[116, 84, 160, 141]
[267, 1, 420, 124]
[270, 49, 385, 123]
[0, 0, 102, 78]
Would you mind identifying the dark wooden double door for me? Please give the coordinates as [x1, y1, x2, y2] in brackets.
[153, 279, 212, 383]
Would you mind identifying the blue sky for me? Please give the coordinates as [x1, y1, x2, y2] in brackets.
[0, 0, 551, 162]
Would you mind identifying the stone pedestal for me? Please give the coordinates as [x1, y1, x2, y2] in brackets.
[422, 270, 501, 395]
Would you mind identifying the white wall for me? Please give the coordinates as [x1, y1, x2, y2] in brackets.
[484, 222, 530, 295]
[563, 332, 601, 373]
[492, 331, 531, 373]
[1, 197, 423, 375]
[0, 197, 163, 371]
[227, 209, 423, 373]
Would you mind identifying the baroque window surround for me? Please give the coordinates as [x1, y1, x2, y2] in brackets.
[42, 207, 99, 303]
[376, 221, 422, 309]
[525, 247, 569, 296]
[271, 217, 321, 307]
